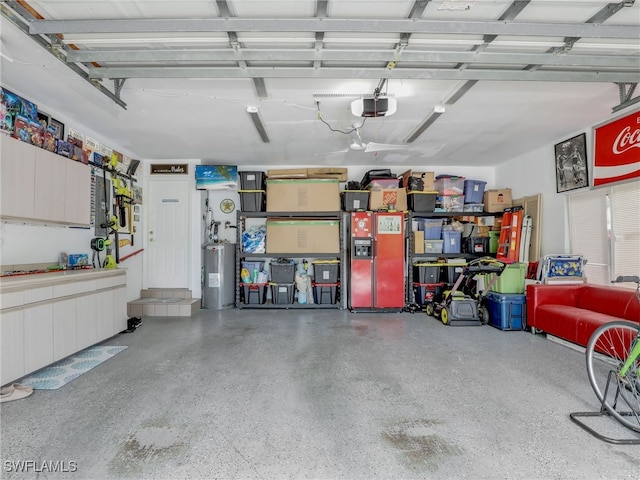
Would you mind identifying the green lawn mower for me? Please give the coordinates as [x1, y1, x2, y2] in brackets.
[426, 257, 507, 326]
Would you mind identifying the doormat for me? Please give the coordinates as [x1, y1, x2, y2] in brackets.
[20, 346, 128, 390]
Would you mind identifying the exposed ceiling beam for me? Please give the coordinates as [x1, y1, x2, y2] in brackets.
[29, 18, 639, 39]
[0, 3, 127, 109]
[65, 48, 639, 69]
[87, 66, 639, 82]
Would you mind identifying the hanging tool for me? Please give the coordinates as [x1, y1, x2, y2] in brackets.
[114, 177, 133, 229]
[99, 170, 119, 267]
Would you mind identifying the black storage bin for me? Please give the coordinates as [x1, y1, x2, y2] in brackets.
[413, 282, 445, 305]
[240, 283, 267, 304]
[312, 261, 339, 283]
[360, 168, 392, 189]
[341, 191, 370, 211]
[270, 262, 295, 283]
[312, 283, 339, 304]
[238, 190, 266, 212]
[413, 263, 441, 283]
[270, 283, 295, 304]
[407, 191, 437, 212]
[442, 263, 467, 284]
[239, 171, 266, 190]
[463, 236, 490, 254]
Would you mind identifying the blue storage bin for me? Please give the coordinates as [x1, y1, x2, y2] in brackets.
[418, 218, 443, 239]
[485, 292, 526, 331]
[463, 180, 487, 204]
[442, 230, 461, 253]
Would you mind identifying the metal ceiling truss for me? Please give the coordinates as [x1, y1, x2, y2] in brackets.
[1, 1, 127, 109]
[3, 0, 638, 111]
[85, 67, 639, 83]
[66, 48, 638, 69]
[28, 18, 639, 39]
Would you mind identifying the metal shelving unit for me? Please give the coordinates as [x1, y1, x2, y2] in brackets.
[407, 210, 501, 303]
[236, 210, 346, 309]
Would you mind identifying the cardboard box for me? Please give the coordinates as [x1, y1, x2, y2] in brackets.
[368, 187, 407, 211]
[413, 230, 425, 254]
[267, 168, 309, 179]
[266, 179, 340, 212]
[266, 218, 340, 253]
[400, 170, 435, 191]
[483, 188, 513, 212]
[307, 167, 348, 182]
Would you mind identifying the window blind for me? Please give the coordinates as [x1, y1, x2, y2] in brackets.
[568, 180, 640, 286]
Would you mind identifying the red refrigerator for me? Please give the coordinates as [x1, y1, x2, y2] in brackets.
[349, 211, 405, 311]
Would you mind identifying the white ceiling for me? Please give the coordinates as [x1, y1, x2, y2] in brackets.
[1, 0, 638, 167]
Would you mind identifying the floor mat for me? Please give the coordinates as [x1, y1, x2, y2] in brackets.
[20, 346, 128, 390]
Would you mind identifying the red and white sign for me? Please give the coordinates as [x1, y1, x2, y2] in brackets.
[593, 109, 640, 186]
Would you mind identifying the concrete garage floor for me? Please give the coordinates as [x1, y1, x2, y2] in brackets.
[1, 309, 639, 479]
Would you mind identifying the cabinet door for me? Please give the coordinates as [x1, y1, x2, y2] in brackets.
[53, 297, 77, 361]
[0, 135, 36, 219]
[113, 286, 128, 334]
[76, 294, 98, 350]
[0, 308, 25, 386]
[65, 160, 91, 225]
[95, 289, 115, 341]
[33, 148, 66, 222]
[23, 302, 54, 374]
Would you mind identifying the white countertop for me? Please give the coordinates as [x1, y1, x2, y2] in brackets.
[0, 268, 126, 290]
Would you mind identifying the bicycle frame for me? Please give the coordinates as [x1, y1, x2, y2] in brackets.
[619, 332, 640, 379]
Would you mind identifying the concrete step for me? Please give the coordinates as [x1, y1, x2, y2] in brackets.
[128, 288, 200, 317]
[140, 288, 192, 299]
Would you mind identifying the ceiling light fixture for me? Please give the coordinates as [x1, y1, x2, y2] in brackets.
[246, 106, 270, 143]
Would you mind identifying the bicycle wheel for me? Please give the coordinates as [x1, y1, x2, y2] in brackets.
[585, 321, 640, 432]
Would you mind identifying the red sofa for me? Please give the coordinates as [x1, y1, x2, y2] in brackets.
[526, 283, 640, 347]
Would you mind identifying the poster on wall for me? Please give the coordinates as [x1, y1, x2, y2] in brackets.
[593, 109, 640, 187]
[195, 165, 238, 190]
[555, 133, 589, 193]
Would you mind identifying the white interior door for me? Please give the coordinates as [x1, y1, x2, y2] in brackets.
[146, 179, 190, 288]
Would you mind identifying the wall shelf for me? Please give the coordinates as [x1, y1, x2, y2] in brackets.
[236, 210, 345, 309]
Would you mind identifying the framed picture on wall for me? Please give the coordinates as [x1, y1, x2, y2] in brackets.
[555, 133, 589, 193]
[49, 117, 64, 140]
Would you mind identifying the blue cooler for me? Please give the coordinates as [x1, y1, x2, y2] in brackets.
[485, 292, 526, 331]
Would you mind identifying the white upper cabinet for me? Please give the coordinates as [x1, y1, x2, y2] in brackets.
[0, 136, 91, 226]
[0, 134, 36, 219]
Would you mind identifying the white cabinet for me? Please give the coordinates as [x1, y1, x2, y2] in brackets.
[0, 135, 35, 219]
[76, 294, 97, 351]
[113, 286, 128, 333]
[34, 148, 67, 223]
[23, 302, 54, 374]
[1, 309, 25, 385]
[96, 289, 115, 340]
[0, 135, 91, 226]
[65, 159, 91, 225]
[0, 269, 128, 385]
[53, 297, 78, 361]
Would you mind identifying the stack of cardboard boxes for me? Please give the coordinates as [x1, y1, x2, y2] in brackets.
[264, 168, 346, 255]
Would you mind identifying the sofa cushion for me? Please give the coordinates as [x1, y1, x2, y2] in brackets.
[576, 285, 639, 321]
[534, 305, 579, 340]
[575, 310, 628, 347]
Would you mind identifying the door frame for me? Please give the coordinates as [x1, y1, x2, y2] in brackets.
[143, 167, 201, 298]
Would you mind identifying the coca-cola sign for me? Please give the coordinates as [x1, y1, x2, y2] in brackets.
[593, 109, 640, 186]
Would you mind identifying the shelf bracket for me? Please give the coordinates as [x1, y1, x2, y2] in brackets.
[612, 82, 639, 113]
[113, 78, 127, 99]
